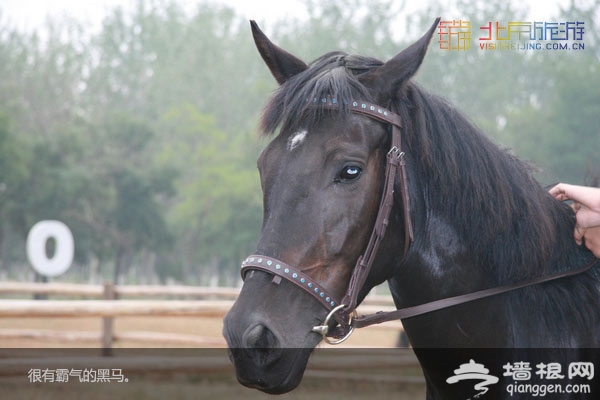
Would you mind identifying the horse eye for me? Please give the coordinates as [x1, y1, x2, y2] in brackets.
[337, 165, 362, 182]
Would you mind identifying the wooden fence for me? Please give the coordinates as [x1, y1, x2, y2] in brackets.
[0, 281, 240, 299]
[0, 282, 401, 351]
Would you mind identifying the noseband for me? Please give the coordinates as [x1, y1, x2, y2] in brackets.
[240, 97, 599, 345]
[241, 97, 413, 343]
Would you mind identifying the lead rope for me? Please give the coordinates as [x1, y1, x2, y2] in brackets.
[350, 257, 598, 329]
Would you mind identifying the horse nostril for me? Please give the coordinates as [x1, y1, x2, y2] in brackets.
[242, 323, 282, 369]
[243, 323, 279, 349]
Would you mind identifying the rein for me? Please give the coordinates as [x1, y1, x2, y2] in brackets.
[240, 98, 599, 344]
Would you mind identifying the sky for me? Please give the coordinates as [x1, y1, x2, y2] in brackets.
[0, 0, 565, 36]
[0, 0, 306, 33]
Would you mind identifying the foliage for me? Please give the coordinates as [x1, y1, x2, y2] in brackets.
[0, 0, 596, 284]
[157, 104, 262, 283]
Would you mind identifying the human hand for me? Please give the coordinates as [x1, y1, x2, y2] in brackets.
[581, 226, 600, 258]
[549, 183, 600, 229]
[550, 183, 600, 256]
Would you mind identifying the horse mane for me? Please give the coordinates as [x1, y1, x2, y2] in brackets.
[397, 84, 596, 285]
[258, 49, 594, 287]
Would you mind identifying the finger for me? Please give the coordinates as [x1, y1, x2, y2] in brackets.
[582, 226, 600, 258]
[551, 192, 568, 201]
[574, 225, 585, 245]
[549, 183, 568, 200]
[575, 206, 600, 228]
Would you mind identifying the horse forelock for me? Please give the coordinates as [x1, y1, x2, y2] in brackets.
[259, 52, 383, 137]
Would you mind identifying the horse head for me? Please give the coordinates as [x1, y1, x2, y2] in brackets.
[222, 18, 439, 394]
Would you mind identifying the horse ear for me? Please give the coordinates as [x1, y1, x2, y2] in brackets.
[250, 20, 308, 85]
[361, 17, 440, 103]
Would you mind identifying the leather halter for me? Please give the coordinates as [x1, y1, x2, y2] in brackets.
[240, 97, 599, 344]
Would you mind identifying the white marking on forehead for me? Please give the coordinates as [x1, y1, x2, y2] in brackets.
[287, 129, 308, 151]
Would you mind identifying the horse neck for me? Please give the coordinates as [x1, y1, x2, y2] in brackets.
[389, 174, 599, 346]
[383, 87, 600, 348]
[396, 85, 591, 282]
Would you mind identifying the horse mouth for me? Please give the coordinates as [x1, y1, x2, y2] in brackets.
[228, 346, 313, 394]
[237, 372, 300, 395]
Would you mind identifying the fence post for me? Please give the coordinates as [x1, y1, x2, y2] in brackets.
[102, 282, 115, 356]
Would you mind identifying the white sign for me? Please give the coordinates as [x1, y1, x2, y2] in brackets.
[26, 220, 74, 277]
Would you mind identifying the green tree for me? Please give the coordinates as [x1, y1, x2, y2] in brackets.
[503, 52, 599, 184]
[67, 115, 176, 282]
[157, 104, 262, 284]
[0, 111, 30, 275]
[0, 0, 596, 285]
[499, 1, 600, 184]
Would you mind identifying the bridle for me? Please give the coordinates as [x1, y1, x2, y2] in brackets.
[241, 97, 411, 343]
[240, 97, 599, 345]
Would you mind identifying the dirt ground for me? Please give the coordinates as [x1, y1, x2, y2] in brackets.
[0, 347, 425, 400]
[0, 373, 426, 400]
[0, 316, 424, 399]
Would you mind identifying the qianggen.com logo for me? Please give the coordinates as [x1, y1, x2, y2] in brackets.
[504, 361, 593, 397]
[447, 359, 593, 399]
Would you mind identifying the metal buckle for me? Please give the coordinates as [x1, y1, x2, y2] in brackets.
[387, 146, 404, 165]
[311, 304, 356, 345]
[387, 146, 400, 158]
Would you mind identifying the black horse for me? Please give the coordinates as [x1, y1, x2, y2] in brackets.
[223, 19, 599, 398]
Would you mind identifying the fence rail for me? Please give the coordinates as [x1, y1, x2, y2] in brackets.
[0, 282, 241, 299]
[0, 281, 401, 349]
[0, 328, 227, 346]
[0, 299, 233, 318]
[0, 281, 394, 303]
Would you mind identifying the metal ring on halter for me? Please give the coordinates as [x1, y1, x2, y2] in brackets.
[311, 304, 357, 345]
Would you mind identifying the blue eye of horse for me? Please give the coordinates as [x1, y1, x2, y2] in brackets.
[338, 165, 362, 182]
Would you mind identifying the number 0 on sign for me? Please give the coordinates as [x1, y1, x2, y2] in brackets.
[26, 220, 74, 277]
